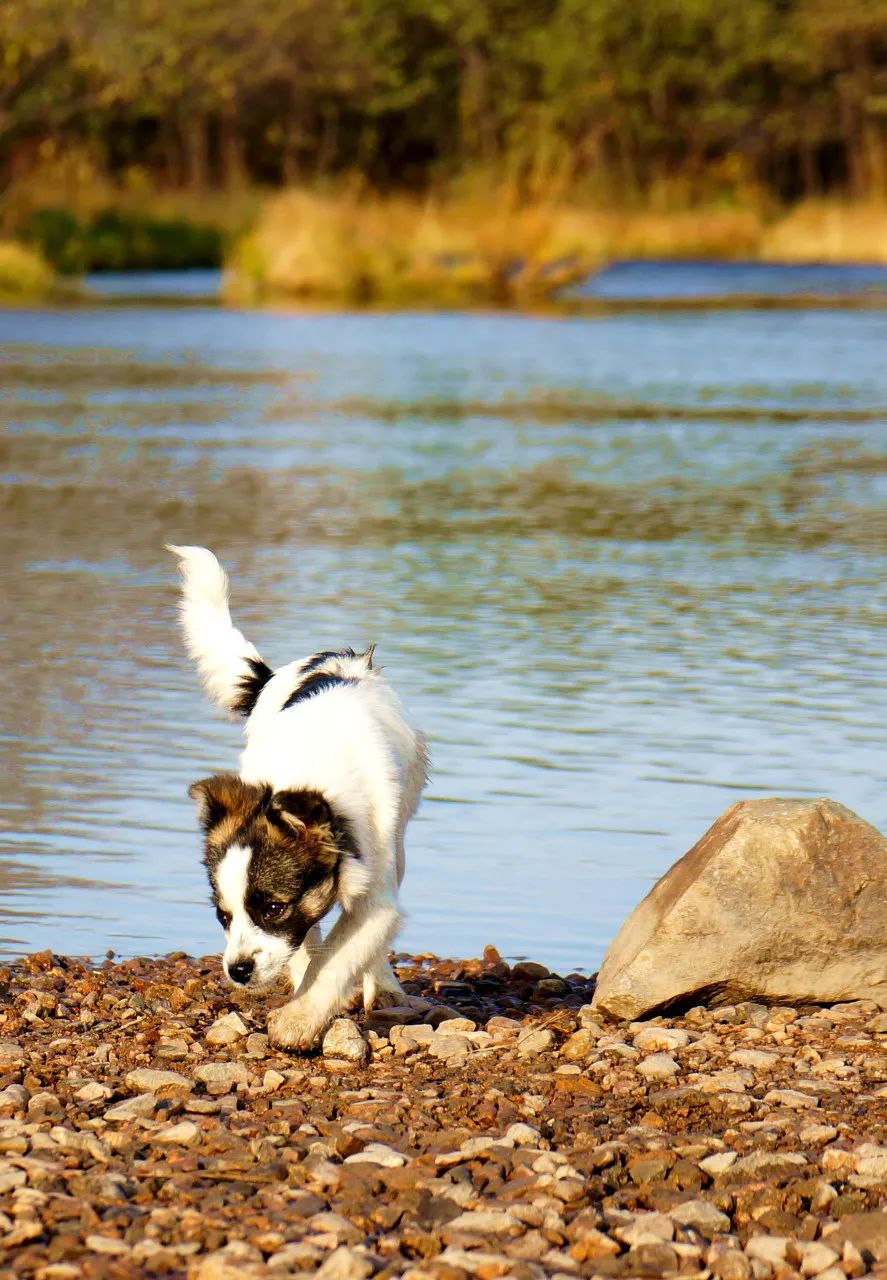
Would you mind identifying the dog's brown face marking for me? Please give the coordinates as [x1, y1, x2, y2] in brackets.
[188, 774, 354, 951]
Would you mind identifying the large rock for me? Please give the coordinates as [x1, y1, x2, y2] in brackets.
[593, 798, 887, 1019]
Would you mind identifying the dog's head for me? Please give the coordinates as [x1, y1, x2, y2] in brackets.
[188, 774, 353, 992]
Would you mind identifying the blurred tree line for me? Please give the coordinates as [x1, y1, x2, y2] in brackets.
[2, 0, 887, 203]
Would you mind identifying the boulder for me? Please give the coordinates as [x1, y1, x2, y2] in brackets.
[593, 798, 887, 1019]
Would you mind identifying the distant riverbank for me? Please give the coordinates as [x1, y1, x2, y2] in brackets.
[6, 189, 887, 309]
[224, 193, 887, 307]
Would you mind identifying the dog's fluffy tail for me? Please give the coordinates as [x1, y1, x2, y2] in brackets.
[167, 544, 273, 718]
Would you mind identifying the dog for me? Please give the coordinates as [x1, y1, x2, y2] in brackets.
[168, 545, 428, 1050]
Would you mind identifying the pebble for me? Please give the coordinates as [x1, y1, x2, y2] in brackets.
[636, 1052, 680, 1080]
[315, 1247, 375, 1280]
[516, 1028, 555, 1055]
[104, 1093, 158, 1121]
[151, 1120, 201, 1145]
[205, 1011, 249, 1046]
[322, 1018, 370, 1064]
[192, 1061, 249, 1092]
[124, 1067, 192, 1097]
[343, 1142, 406, 1167]
[632, 1026, 690, 1052]
[669, 1198, 731, 1234]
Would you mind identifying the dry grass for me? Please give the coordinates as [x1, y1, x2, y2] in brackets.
[761, 202, 887, 264]
[224, 191, 608, 305]
[224, 191, 772, 306]
[0, 241, 56, 302]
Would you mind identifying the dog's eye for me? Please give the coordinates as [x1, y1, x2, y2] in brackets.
[261, 901, 287, 921]
[215, 907, 232, 930]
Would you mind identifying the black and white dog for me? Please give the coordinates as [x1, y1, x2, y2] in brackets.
[168, 545, 428, 1050]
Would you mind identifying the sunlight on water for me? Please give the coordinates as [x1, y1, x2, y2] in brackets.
[2, 279, 887, 971]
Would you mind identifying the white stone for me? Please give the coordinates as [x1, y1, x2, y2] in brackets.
[445, 1210, 518, 1233]
[206, 1012, 249, 1046]
[124, 1068, 192, 1098]
[699, 1151, 738, 1176]
[636, 1053, 679, 1081]
[669, 1199, 731, 1235]
[505, 1122, 544, 1147]
[633, 1027, 690, 1053]
[322, 1019, 370, 1064]
[745, 1237, 789, 1265]
[315, 1248, 375, 1280]
[151, 1121, 201, 1146]
[343, 1143, 406, 1168]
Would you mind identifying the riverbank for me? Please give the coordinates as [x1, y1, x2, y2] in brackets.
[0, 949, 884, 1279]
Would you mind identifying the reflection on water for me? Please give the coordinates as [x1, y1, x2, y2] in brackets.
[2, 280, 887, 971]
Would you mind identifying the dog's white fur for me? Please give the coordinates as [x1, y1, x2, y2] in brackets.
[169, 544, 428, 1049]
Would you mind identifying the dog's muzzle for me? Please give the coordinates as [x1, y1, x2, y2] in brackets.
[227, 958, 255, 985]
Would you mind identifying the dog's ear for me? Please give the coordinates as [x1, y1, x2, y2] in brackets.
[269, 789, 333, 837]
[189, 774, 264, 833]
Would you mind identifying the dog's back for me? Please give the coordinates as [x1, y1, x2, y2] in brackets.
[169, 544, 428, 889]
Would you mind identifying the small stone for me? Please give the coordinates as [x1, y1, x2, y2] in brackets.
[799, 1241, 840, 1276]
[0, 1042, 23, 1068]
[669, 1199, 731, 1235]
[800, 1124, 838, 1145]
[315, 1247, 374, 1280]
[322, 1019, 369, 1064]
[707, 1243, 753, 1280]
[517, 1028, 555, 1056]
[193, 1061, 249, 1093]
[105, 1094, 158, 1122]
[505, 1122, 543, 1147]
[428, 1034, 470, 1060]
[633, 1026, 690, 1053]
[512, 962, 549, 980]
[75, 1081, 113, 1104]
[206, 1012, 249, 1046]
[535, 977, 570, 996]
[637, 1052, 679, 1081]
[729, 1049, 779, 1070]
[344, 1143, 406, 1167]
[27, 1090, 63, 1119]
[560, 1029, 597, 1061]
[763, 1088, 819, 1109]
[615, 1213, 675, 1246]
[745, 1237, 789, 1265]
[84, 1235, 130, 1256]
[699, 1152, 738, 1176]
[436, 1017, 477, 1033]
[124, 1068, 192, 1098]
[151, 1120, 201, 1146]
[263, 1069, 286, 1091]
[445, 1210, 518, 1234]
[0, 1084, 28, 1113]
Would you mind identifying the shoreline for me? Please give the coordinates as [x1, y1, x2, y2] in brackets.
[0, 949, 884, 1279]
[7, 288, 887, 316]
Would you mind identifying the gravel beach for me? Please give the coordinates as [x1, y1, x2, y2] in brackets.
[0, 948, 885, 1280]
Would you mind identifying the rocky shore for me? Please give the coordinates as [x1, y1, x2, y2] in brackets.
[0, 948, 885, 1280]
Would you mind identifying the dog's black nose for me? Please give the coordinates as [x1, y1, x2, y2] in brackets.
[228, 958, 254, 985]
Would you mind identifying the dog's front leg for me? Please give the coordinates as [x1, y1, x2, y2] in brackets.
[267, 897, 400, 1051]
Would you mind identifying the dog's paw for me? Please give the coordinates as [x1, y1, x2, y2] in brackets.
[267, 999, 328, 1052]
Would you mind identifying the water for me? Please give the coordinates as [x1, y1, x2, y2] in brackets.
[2, 268, 887, 972]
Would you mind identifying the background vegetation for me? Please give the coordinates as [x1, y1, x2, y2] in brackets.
[2, 0, 887, 290]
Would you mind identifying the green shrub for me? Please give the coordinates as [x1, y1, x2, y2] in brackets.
[24, 207, 224, 273]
